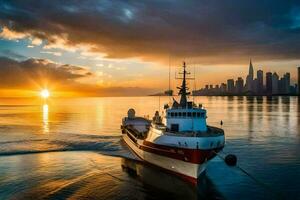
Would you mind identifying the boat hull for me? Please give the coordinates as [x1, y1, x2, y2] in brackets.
[122, 133, 210, 185]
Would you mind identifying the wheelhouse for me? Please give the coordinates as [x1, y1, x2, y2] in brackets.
[161, 62, 208, 133]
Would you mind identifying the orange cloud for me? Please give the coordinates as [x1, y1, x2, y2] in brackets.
[0, 57, 158, 97]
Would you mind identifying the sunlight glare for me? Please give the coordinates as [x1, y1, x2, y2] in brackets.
[42, 104, 49, 133]
[41, 89, 50, 99]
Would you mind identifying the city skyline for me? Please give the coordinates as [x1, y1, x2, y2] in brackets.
[193, 60, 299, 96]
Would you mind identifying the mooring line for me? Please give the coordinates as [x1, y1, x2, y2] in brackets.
[89, 158, 126, 182]
[214, 151, 285, 200]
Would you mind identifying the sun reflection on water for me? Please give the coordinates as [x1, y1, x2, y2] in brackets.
[43, 104, 49, 133]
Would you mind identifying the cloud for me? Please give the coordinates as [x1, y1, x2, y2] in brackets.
[0, 57, 93, 88]
[96, 63, 104, 67]
[31, 38, 42, 46]
[0, 26, 42, 46]
[0, 49, 27, 60]
[0, 0, 300, 65]
[0, 26, 28, 40]
[0, 56, 157, 96]
[41, 51, 62, 56]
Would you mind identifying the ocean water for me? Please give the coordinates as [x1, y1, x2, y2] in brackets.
[0, 96, 299, 200]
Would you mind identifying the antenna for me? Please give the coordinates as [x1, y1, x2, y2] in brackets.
[193, 64, 196, 102]
[169, 55, 171, 92]
[158, 95, 161, 113]
[168, 55, 171, 103]
[176, 62, 195, 108]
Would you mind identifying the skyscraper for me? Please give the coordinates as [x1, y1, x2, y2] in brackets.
[278, 77, 285, 94]
[227, 79, 235, 93]
[249, 59, 254, 79]
[235, 77, 244, 94]
[257, 70, 263, 94]
[283, 73, 290, 94]
[272, 72, 279, 95]
[252, 78, 258, 94]
[245, 59, 254, 92]
[266, 72, 272, 95]
[220, 83, 226, 93]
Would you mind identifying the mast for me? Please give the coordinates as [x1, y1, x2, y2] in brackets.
[177, 62, 191, 107]
[168, 56, 171, 93]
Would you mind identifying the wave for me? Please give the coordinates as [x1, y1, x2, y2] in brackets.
[0, 133, 135, 158]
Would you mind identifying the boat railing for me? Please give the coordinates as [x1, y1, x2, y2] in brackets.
[126, 125, 148, 139]
[164, 125, 223, 137]
[206, 126, 224, 134]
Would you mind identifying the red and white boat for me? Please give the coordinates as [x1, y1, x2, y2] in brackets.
[121, 62, 225, 185]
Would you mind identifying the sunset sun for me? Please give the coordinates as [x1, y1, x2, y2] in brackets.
[41, 89, 50, 99]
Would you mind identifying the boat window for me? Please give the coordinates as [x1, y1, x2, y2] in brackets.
[183, 112, 186, 117]
[192, 112, 196, 117]
[168, 112, 171, 117]
[197, 112, 200, 117]
[200, 113, 205, 118]
[174, 112, 178, 117]
[171, 124, 179, 132]
[187, 112, 191, 117]
[178, 112, 182, 117]
[171, 112, 174, 117]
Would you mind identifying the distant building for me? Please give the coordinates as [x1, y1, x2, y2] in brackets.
[164, 89, 173, 96]
[257, 70, 263, 94]
[277, 73, 291, 94]
[227, 79, 235, 93]
[254, 78, 259, 94]
[220, 83, 227, 93]
[245, 59, 254, 92]
[290, 84, 297, 95]
[272, 72, 279, 95]
[235, 77, 244, 94]
[283, 73, 290, 94]
[266, 72, 272, 95]
[278, 77, 285, 94]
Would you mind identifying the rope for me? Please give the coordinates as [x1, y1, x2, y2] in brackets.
[213, 151, 285, 200]
[89, 158, 126, 182]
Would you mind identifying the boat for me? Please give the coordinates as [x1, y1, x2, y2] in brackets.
[121, 62, 225, 185]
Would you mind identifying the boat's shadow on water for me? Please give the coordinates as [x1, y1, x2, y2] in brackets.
[121, 158, 225, 200]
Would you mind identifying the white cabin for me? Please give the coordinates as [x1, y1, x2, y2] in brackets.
[164, 107, 207, 132]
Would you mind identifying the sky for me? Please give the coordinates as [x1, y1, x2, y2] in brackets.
[0, 0, 300, 97]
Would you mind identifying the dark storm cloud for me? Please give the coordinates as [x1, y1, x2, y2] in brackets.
[0, 56, 93, 88]
[1, 0, 300, 64]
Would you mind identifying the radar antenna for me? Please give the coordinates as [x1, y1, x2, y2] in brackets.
[176, 62, 194, 107]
